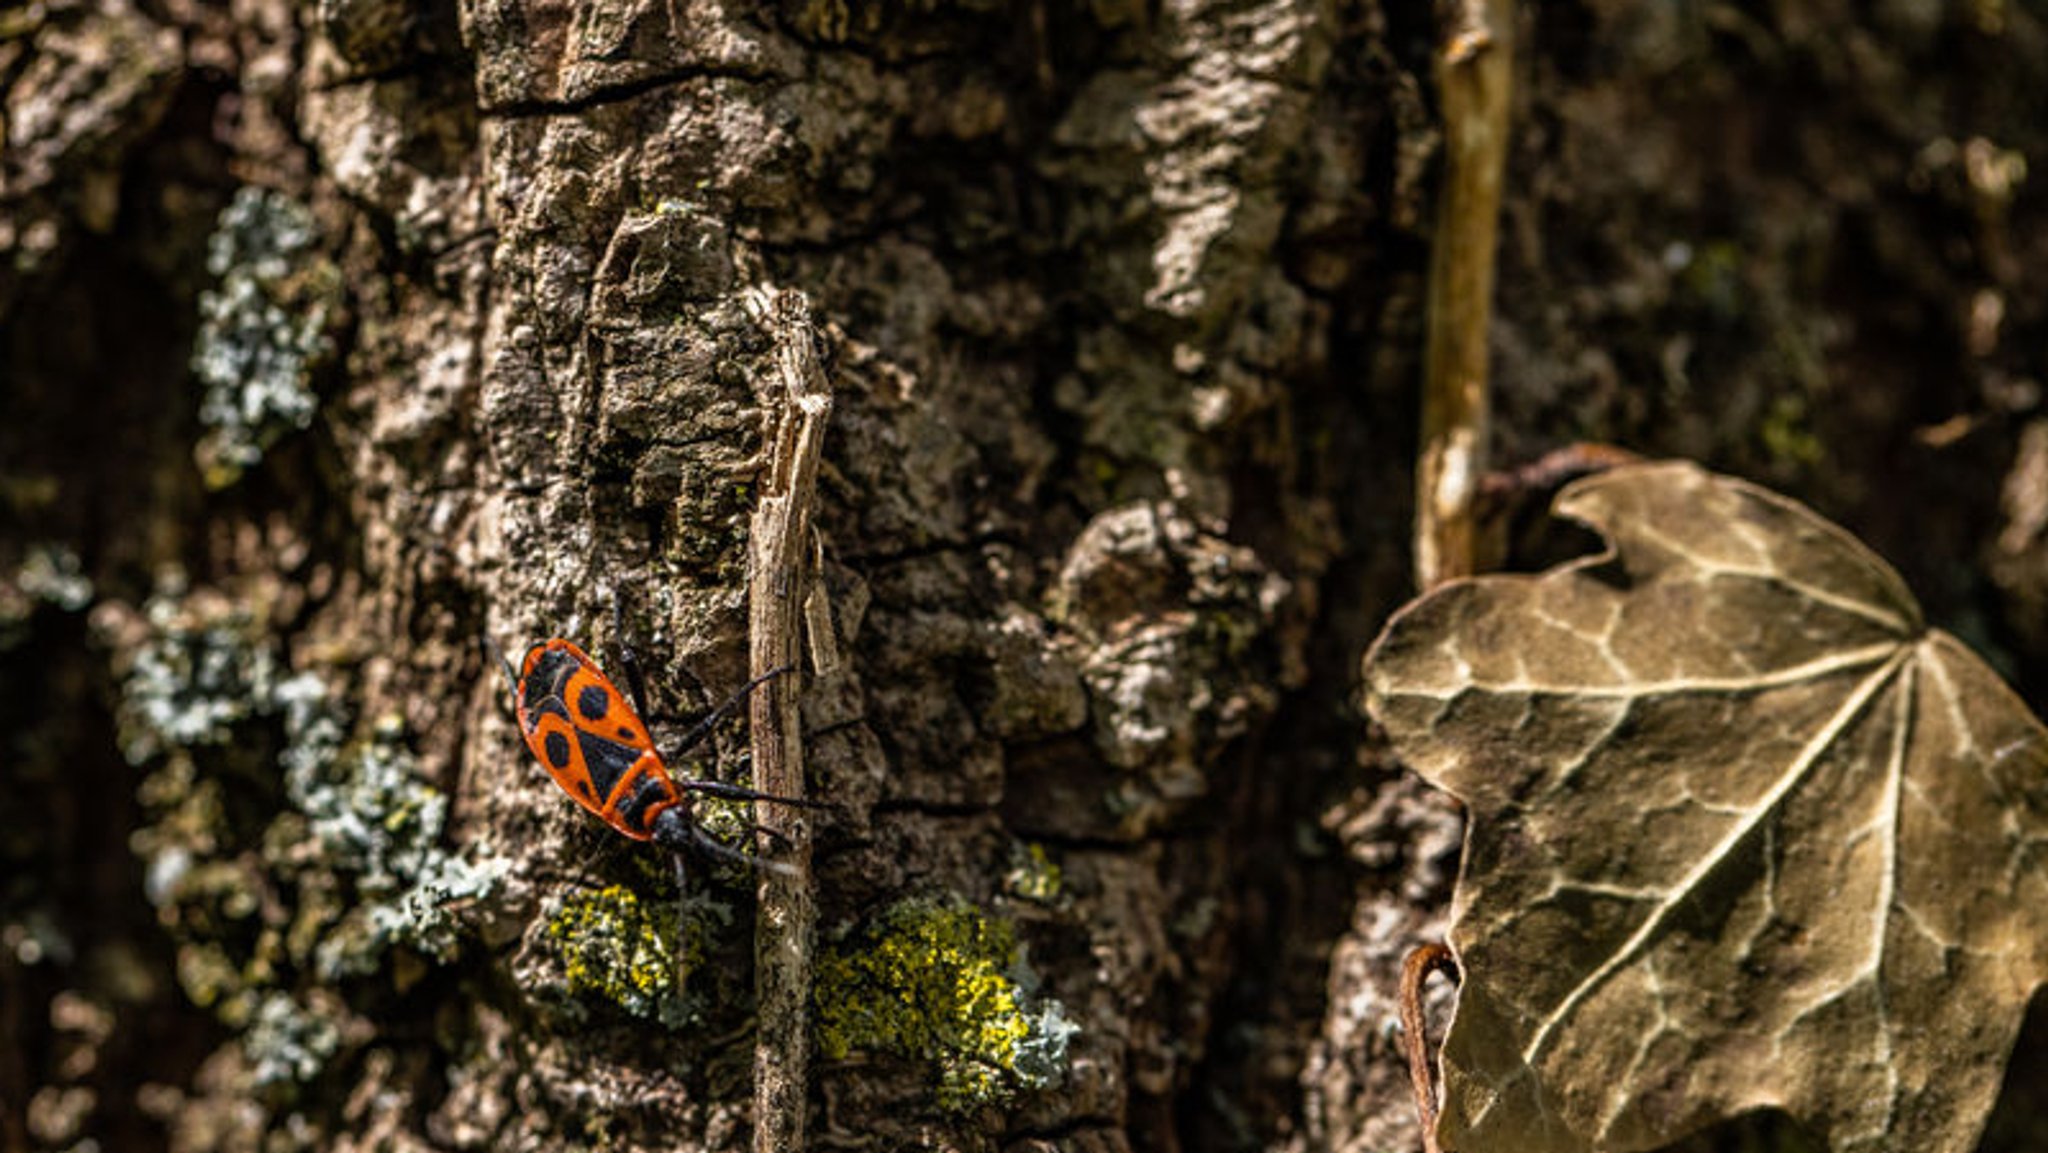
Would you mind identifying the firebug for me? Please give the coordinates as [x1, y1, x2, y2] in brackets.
[486, 624, 822, 884]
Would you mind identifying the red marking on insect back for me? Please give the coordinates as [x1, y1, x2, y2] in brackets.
[512, 639, 683, 842]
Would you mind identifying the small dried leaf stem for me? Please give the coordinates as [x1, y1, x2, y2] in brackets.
[1416, 0, 1514, 589]
[1401, 941, 1461, 1153]
[748, 289, 834, 1153]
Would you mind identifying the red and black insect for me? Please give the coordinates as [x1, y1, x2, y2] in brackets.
[487, 624, 821, 878]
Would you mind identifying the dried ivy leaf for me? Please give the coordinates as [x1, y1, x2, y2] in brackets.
[1364, 461, 2048, 1153]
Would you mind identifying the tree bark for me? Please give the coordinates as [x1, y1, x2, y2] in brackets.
[6, 2, 2048, 1152]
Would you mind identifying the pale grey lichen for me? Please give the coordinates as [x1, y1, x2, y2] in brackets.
[1009, 996, 1081, 1091]
[190, 188, 338, 487]
[14, 544, 92, 611]
[286, 712, 508, 975]
[243, 991, 340, 1086]
[114, 578, 290, 763]
[0, 543, 94, 651]
[114, 576, 506, 986]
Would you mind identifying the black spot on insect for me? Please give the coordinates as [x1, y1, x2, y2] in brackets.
[575, 779, 596, 802]
[615, 725, 636, 741]
[544, 731, 572, 770]
[577, 684, 610, 722]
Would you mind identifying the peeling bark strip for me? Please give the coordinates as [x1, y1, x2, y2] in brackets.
[746, 289, 834, 1153]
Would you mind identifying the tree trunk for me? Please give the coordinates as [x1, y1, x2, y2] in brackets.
[6, 2, 2048, 1152]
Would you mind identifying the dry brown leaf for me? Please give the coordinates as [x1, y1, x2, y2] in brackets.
[1364, 461, 2048, 1153]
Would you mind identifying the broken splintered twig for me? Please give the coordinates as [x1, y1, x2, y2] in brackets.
[748, 289, 834, 1153]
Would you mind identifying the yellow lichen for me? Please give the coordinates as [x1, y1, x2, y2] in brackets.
[816, 897, 1072, 1112]
[1004, 842, 1064, 904]
[545, 885, 684, 1024]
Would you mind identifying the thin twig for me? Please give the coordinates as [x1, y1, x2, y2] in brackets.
[1401, 941, 1461, 1153]
[747, 289, 834, 1153]
[1415, 0, 1514, 589]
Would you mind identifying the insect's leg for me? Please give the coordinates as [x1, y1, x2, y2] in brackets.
[670, 851, 692, 1000]
[677, 778, 834, 810]
[663, 665, 797, 759]
[481, 635, 519, 695]
[737, 821, 802, 849]
[686, 825, 799, 878]
[609, 589, 655, 722]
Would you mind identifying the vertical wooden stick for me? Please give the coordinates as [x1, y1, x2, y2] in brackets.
[748, 289, 833, 1153]
[1416, 0, 1514, 589]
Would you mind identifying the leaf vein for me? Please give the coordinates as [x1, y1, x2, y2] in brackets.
[1518, 649, 1913, 1069]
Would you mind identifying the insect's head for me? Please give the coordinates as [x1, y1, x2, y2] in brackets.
[649, 805, 697, 854]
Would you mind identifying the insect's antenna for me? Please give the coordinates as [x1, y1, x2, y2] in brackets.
[608, 588, 655, 721]
[676, 777, 835, 812]
[481, 635, 519, 695]
[664, 665, 798, 760]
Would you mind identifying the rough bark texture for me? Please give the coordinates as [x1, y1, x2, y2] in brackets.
[4, 2, 2047, 1153]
